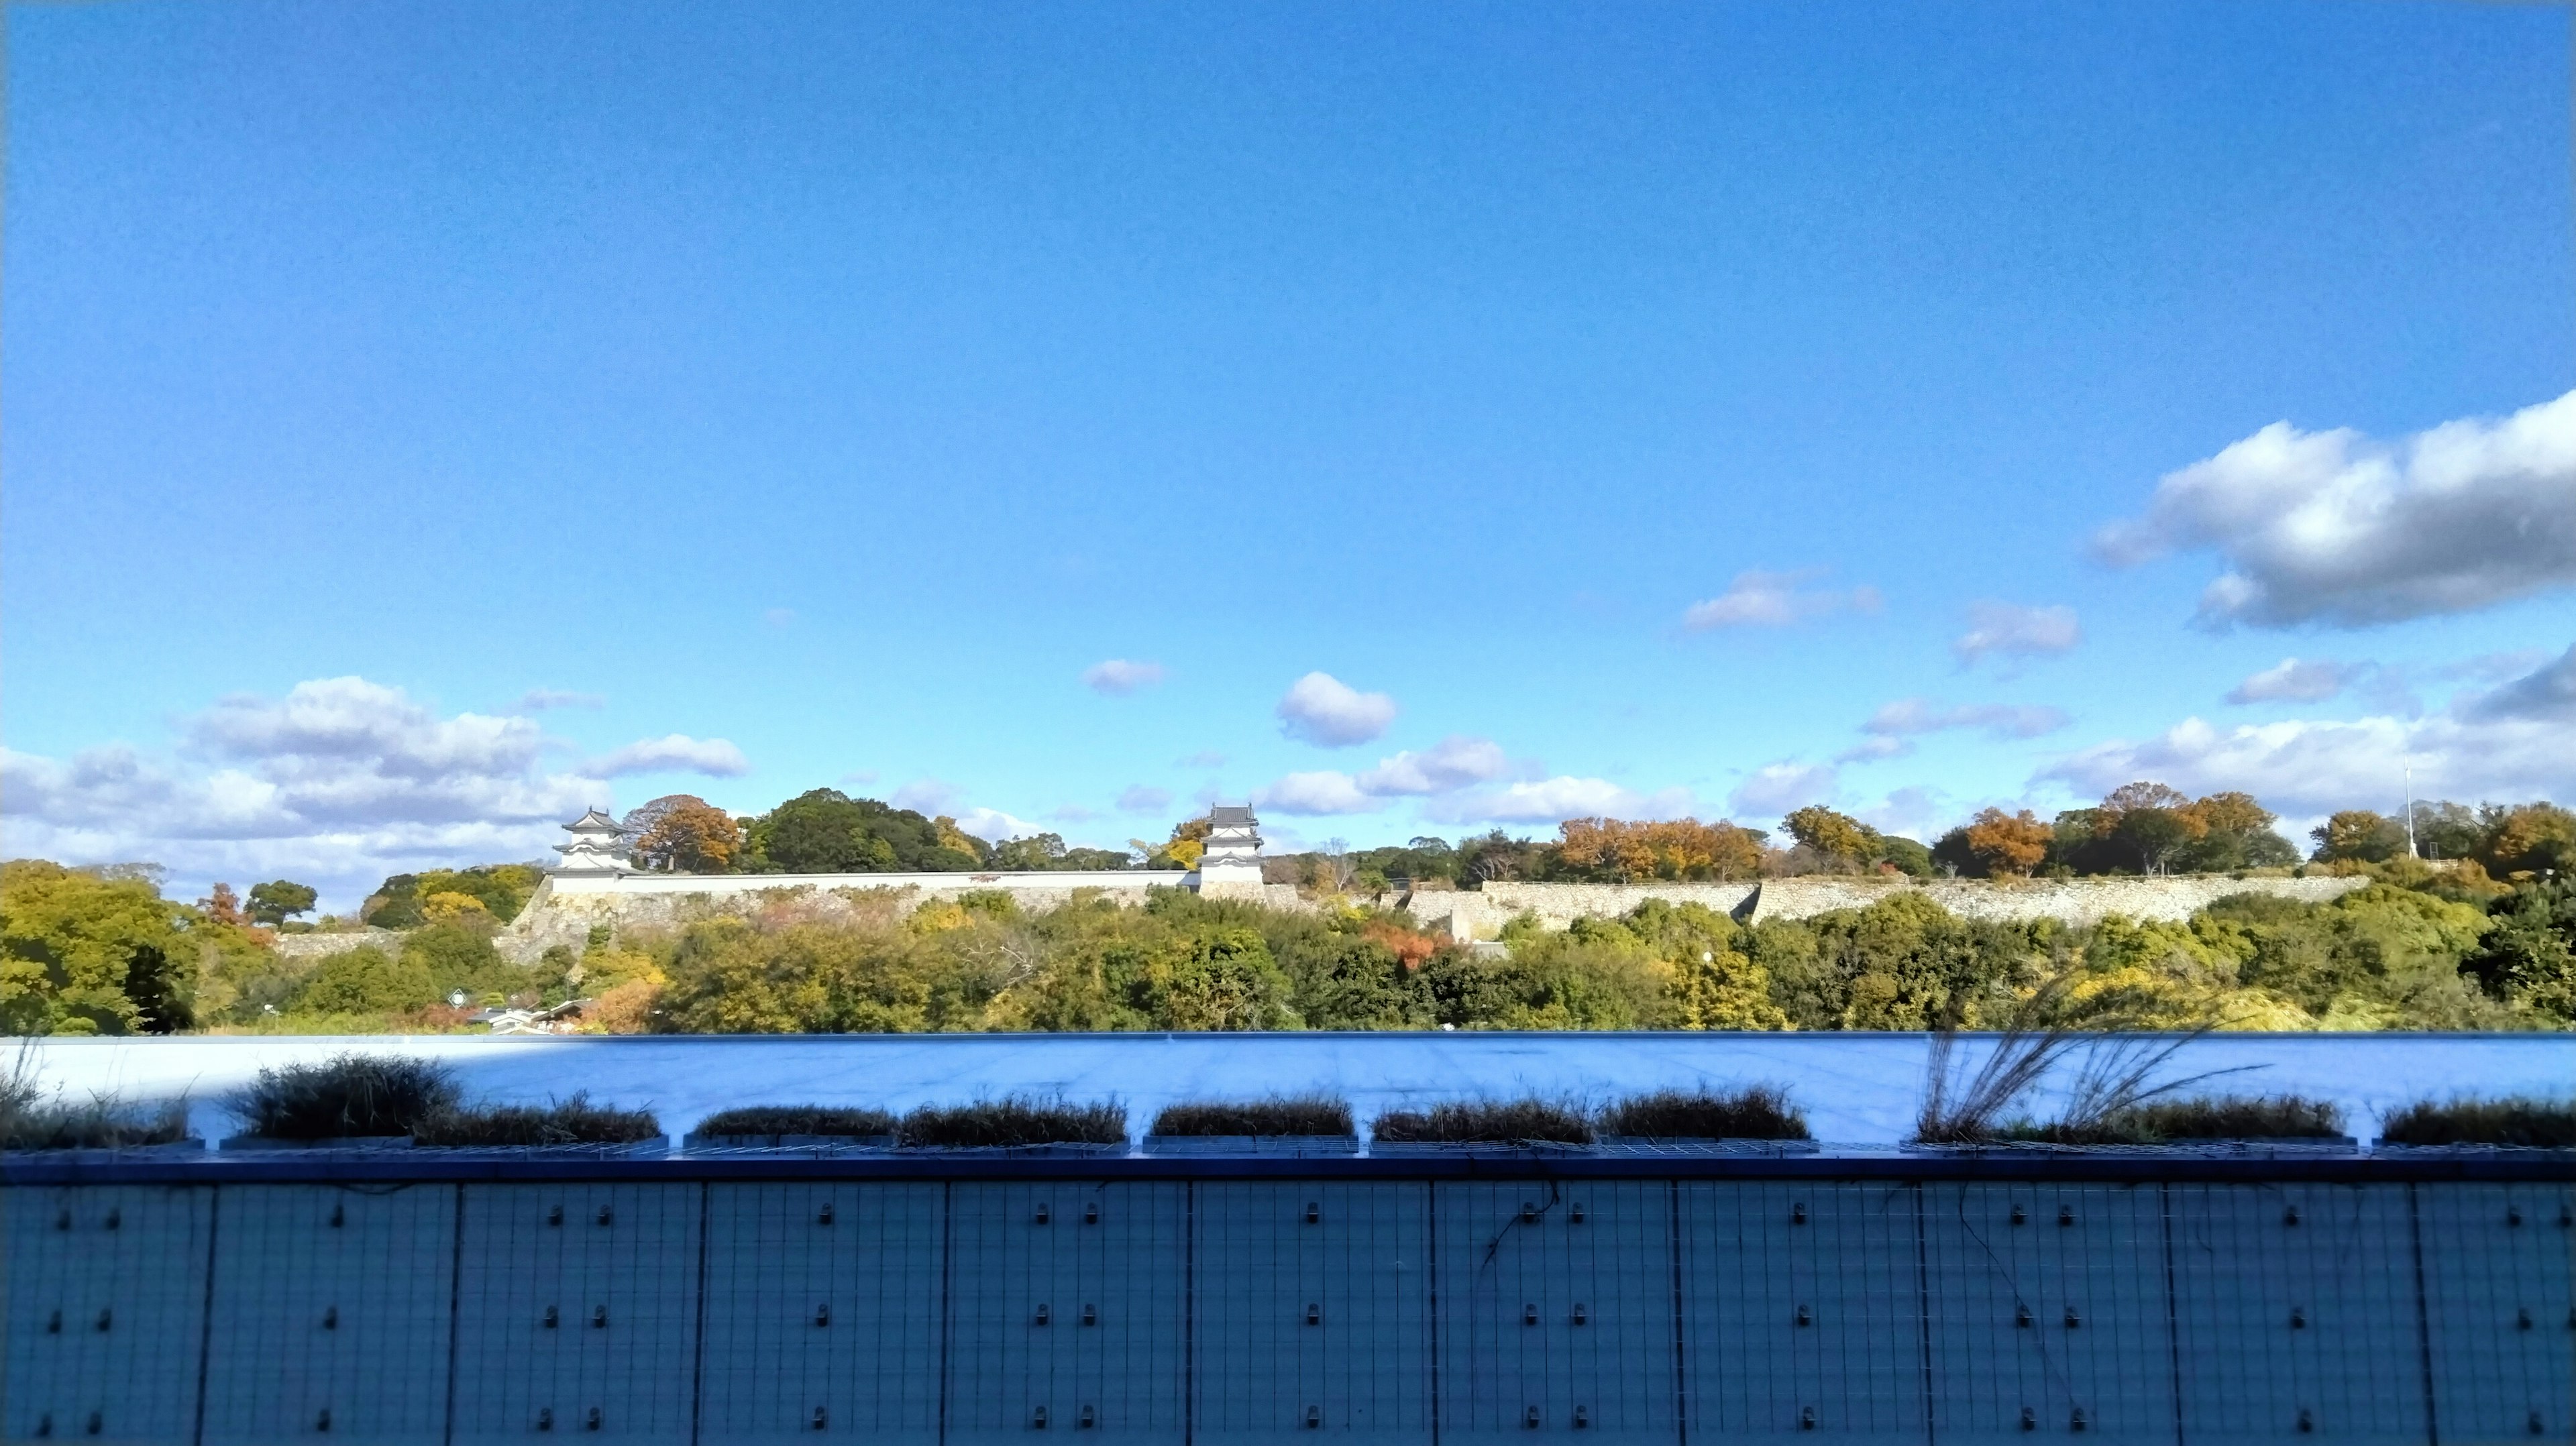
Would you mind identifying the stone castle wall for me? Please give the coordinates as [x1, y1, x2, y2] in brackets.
[266, 868, 2375, 966]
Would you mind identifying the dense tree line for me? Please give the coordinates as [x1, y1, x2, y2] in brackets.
[7, 850, 2569, 1036]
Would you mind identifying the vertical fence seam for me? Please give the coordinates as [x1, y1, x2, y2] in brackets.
[442, 1183, 464, 1446]
[2406, 1183, 2440, 1446]
[1913, 1181, 1937, 1446]
[1427, 1181, 1442, 1446]
[937, 1180, 955, 1446]
[1183, 1180, 1196, 1446]
[191, 1185, 221, 1446]
[1666, 1178, 1687, 1446]
[2160, 1182, 2184, 1446]
[690, 1181, 711, 1446]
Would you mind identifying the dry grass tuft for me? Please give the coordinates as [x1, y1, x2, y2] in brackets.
[696, 1105, 898, 1138]
[227, 1053, 461, 1139]
[898, 1096, 1126, 1148]
[1, 1045, 193, 1152]
[2007, 1093, 2345, 1145]
[2379, 1095, 2576, 1148]
[1599, 1086, 1809, 1140]
[1152, 1095, 1354, 1137]
[413, 1093, 662, 1146]
[1372, 1097, 1593, 1145]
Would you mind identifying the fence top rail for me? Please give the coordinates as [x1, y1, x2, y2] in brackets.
[5, 1150, 2570, 1188]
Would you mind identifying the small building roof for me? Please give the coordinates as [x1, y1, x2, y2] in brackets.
[1208, 805, 1258, 827]
[566, 808, 621, 832]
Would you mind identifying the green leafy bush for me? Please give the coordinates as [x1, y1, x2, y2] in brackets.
[695, 1105, 897, 1137]
[226, 1053, 460, 1139]
[1372, 1098, 1593, 1145]
[898, 1096, 1126, 1148]
[1150, 1095, 1352, 1137]
[1599, 1086, 1808, 1139]
[414, 1092, 661, 1146]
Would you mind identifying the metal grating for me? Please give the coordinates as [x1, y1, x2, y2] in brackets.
[2415, 1183, 2576, 1444]
[2, 1184, 212, 1446]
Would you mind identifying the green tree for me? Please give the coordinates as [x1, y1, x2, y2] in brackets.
[297, 946, 437, 1015]
[745, 790, 985, 873]
[2311, 810, 2407, 864]
[1783, 806, 1873, 863]
[2463, 879, 2576, 1023]
[246, 880, 319, 927]
[0, 860, 191, 1034]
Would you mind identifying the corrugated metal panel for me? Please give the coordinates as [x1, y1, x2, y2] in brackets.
[1, 1184, 212, 1446]
[2169, 1184, 2426, 1444]
[697, 1182, 946, 1444]
[449, 1183, 702, 1442]
[944, 1182, 1189, 1445]
[1922, 1182, 2174, 1443]
[201, 1183, 456, 1445]
[1193, 1182, 1433, 1444]
[1677, 1181, 1925, 1444]
[1435, 1182, 1677, 1443]
[2417, 1183, 2575, 1443]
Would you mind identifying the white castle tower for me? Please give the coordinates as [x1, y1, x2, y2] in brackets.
[551, 807, 631, 875]
[1197, 805, 1264, 887]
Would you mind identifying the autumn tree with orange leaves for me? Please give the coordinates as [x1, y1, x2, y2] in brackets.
[1554, 817, 1766, 881]
[1960, 808, 2051, 876]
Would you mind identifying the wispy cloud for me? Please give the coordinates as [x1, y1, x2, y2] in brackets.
[1275, 672, 1398, 747]
[2226, 658, 2358, 705]
[1682, 569, 1882, 631]
[513, 689, 604, 713]
[578, 734, 749, 779]
[1081, 659, 1167, 695]
[1953, 602, 2080, 666]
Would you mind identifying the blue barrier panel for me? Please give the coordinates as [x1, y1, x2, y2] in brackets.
[2416, 1182, 2575, 1443]
[1434, 1181, 1676, 1445]
[449, 1183, 703, 1443]
[1923, 1182, 2174, 1444]
[2169, 1184, 2427, 1445]
[201, 1182, 457, 1446]
[696, 1182, 945, 1445]
[943, 1182, 1189, 1445]
[1, 1184, 212, 1446]
[1676, 1180, 1925, 1445]
[1193, 1181, 1434, 1445]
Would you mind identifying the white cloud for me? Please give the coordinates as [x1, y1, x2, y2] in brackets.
[2462, 641, 2576, 724]
[1252, 771, 1383, 816]
[578, 734, 749, 779]
[1953, 602, 2081, 665]
[1864, 698, 2073, 739]
[514, 689, 604, 712]
[1275, 672, 1398, 747]
[1422, 777, 1697, 826]
[891, 779, 961, 815]
[1081, 659, 1167, 696]
[2226, 658, 2357, 705]
[0, 676, 610, 911]
[1116, 785, 1175, 814]
[1354, 736, 1511, 795]
[1682, 569, 1882, 630]
[1727, 762, 1837, 819]
[949, 807, 1043, 844]
[2094, 390, 2576, 626]
[2040, 698, 2576, 823]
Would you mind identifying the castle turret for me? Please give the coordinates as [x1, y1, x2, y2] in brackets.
[1197, 805, 1263, 888]
[551, 807, 631, 875]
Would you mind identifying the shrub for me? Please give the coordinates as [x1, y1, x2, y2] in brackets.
[898, 1096, 1126, 1148]
[226, 1053, 461, 1139]
[2378, 1095, 2576, 1148]
[1372, 1097, 1593, 1145]
[696, 1105, 898, 1138]
[1, 1048, 192, 1150]
[1599, 1086, 1809, 1140]
[1150, 1095, 1353, 1137]
[2006, 1093, 2345, 1145]
[413, 1092, 661, 1146]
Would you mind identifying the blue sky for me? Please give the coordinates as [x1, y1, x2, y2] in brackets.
[4, 0, 2571, 908]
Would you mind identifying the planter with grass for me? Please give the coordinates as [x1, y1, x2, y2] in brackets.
[1926, 1095, 2357, 1156]
[1142, 1096, 1358, 1156]
[220, 1054, 458, 1151]
[412, 1093, 667, 1156]
[1369, 1099, 1595, 1156]
[2, 1098, 201, 1155]
[897, 1097, 1128, 1156]
[1595, 1087, 1819, 1156]
[684, 1105, 899, 1154]
[2374, 1095, 2576, 1153]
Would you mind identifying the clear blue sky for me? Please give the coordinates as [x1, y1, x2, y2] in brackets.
[4, 1, 2571, 907]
